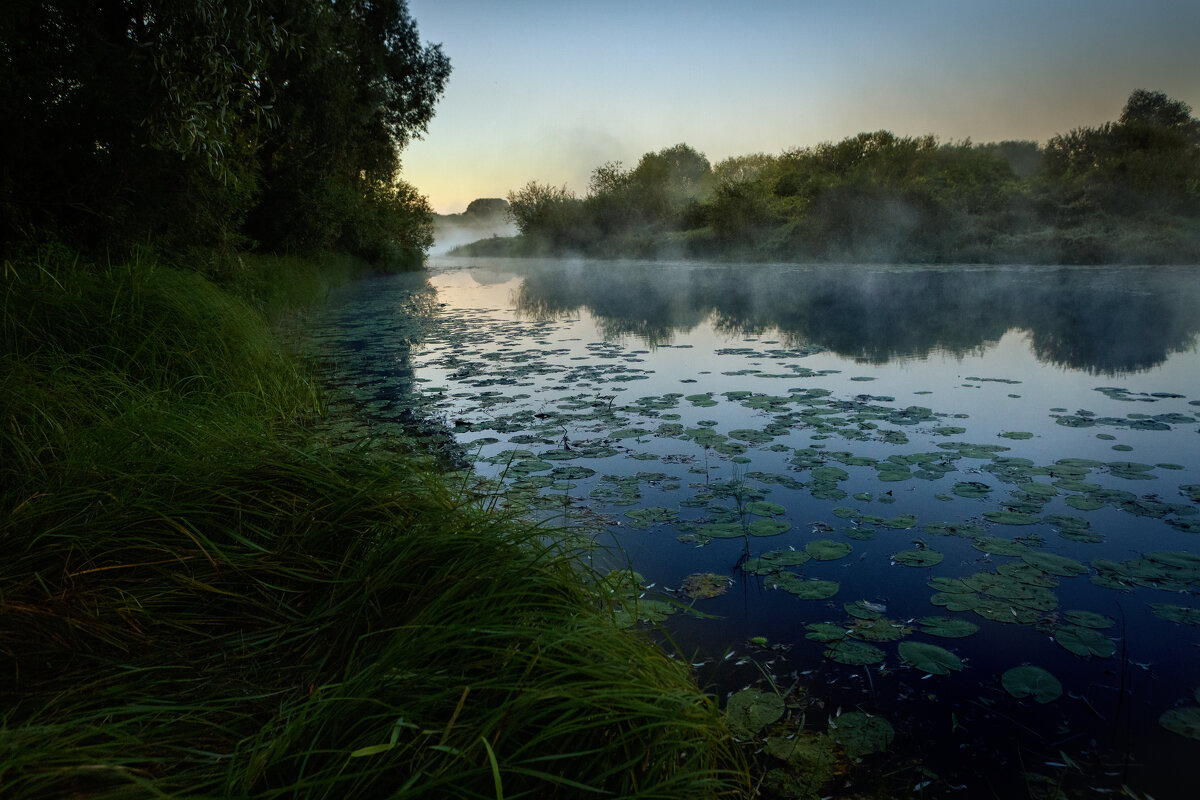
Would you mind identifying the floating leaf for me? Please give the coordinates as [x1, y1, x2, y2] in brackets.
[898, 641, 963, 674]
[1002, 665, 1063, 703]
[851, 618, 910, 642]
[1160, 707, 1200, 740]
[679, 573, 731, 599]
[845, 599, 885, 619]
[1062, 610, 1114, 629]
[1055, 625, 1115, 658]
[745, 500, 786, 516]
[893, 549, 943, 567]
[830, 712, 894, 759]
[806, 539, 852, 560]
[918, 617, 980, 638]
[766, 573, 840, 599]
[972, 536, 1030, 556]
[1020, 552, 1088, 577]
[983, 511, 1041, 526]
[742, 549, 811, 574]
[748, 518, 792, 537]
[1151, 604, 1200, 626]
[805, 622, 849, 642]
[725, 688, 784, 738]
[825, 640, 885, 665]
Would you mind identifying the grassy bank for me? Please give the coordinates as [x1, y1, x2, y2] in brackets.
[0, 247, 747, 798]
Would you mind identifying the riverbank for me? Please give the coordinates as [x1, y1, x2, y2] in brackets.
[0, 247, 746, 798]
[450, 215, 1200, 265]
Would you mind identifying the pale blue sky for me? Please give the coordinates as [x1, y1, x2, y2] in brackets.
[402, 0, 1199, 212]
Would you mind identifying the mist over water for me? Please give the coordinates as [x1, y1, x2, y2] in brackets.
[487, 258, 1200, 374]
[315, 256, 1200, 798]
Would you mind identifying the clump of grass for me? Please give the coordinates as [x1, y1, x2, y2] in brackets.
[0, 248, 747, 798]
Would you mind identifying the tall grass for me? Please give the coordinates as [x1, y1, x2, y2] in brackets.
[0, 247, 747, 798]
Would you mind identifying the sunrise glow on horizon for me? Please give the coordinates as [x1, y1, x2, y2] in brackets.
[401, 0, 1199, 214]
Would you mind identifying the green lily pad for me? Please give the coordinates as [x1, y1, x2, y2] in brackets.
[1062, 610, 1114, 629]
[953, 481, 993, 498]
[881, 514, 917, 530]
[972, 536, 1030, 556]
[805, 622, 849, 642]
[679, 573, 731, 599]
[623, 507, 678, 529]
[845, 600, 885, 619]
[1065, 494, 1106, 511]
[698, 522, 746, 539]
[766, 573, 840, 599]
[1151, 604, 1200, 625]
[830, 712, 894, 760]
[850, 618, 910, 642]
[918, 617, 980, 638]
[1160, 707, 1200, 740]
[999, 431, 1034, 440]
[742, 549, 812, 574]
[899, 641, 963, 675]
[1020, 552, 1088, 577]
[729, 428, 775, 444]
[806, 539, 853, 561]
[825, 639, 885, 665]
[983, 510, 1041, 526]
[748, 519, 792, 537]
[1055, 625, 1115, 658]
[745, 500, 787, 516]
[725, 688, 785, 738]
[893, 549, 944, 567]
[1001, 665, 1063, 703]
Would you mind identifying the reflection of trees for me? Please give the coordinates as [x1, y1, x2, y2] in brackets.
[502, 263, 1200, 375]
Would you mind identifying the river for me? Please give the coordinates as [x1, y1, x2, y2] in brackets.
[307, 256, 1200, 797]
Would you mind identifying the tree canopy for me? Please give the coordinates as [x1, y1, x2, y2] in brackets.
[474, 90, 1200, 264]
[1, 0, 450, 267]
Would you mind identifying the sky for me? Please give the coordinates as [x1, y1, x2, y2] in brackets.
[401, 0, 1200, 214]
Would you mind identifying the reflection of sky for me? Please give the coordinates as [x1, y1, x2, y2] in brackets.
[404, 0, 1200, 212]
[344, 260, 1200, 796]
[423, 262, 1200, 466]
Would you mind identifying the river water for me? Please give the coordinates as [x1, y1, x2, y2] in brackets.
[309, 256, 1200, 797]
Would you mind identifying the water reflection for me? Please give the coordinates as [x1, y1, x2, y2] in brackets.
[490, 260, 1200, 374]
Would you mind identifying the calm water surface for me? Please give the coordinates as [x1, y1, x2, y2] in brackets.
[311, 257, 1200, 797]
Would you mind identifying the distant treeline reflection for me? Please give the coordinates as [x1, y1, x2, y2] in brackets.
[501, 263, 1200, 374]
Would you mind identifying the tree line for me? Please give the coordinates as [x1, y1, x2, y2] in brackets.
[1, 0, 450, 269]
[484, 90, 1200, 264]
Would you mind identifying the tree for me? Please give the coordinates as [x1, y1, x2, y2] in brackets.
[245, 0, 450, 259]
[1, 1, 449, 264]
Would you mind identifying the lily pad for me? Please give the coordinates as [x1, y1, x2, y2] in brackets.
[825, 639, 886, 665]
[745, 500, 787, 517]
[679, 573, 731, 599]
[806, 539, 853, 561]
[748, 519, 792, 537]
[766, 573, 840, 599]
[1160, 707, 1200, 740]
[725, 688, 785, 738]
[830, 712, 894, 760]
[742, 549, 812, 574]
[1150, 604, 1200, 626]
[918, 617, 980, 638]
[983, 510, 1041, 526]
[805, 622, 849, 642]
[623, 507, 678, 529]
[1062, 610, 1114, 629]
[898, 641, 963, 675]
[1055, 625, 1116, 659]
[1001, 665, 1063, 703]
[1020, 552, 1088, 577]
[893, 549, 944, 567]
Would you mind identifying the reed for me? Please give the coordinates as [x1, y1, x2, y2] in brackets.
[0, 246, 747, 798]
